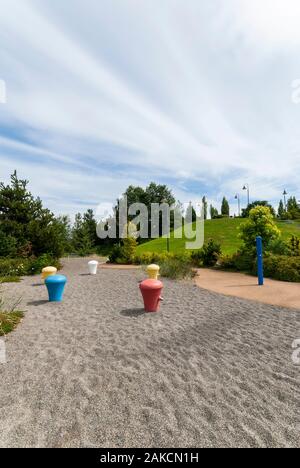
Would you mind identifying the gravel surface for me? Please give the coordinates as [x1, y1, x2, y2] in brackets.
[0, 257, 299, 448]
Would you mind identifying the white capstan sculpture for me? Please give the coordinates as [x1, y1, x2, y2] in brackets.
[88, 260, 99, 275]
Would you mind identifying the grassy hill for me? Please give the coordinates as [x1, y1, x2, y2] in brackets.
[136, 218, 300, 255]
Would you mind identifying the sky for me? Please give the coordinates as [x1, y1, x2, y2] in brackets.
[1, 0, 300, 218]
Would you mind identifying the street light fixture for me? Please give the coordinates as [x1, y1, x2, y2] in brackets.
[243, 184, 250, 207]
[234, 194, 241, 217]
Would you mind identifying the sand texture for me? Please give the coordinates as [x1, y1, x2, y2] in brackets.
[0, 257, 299, 448]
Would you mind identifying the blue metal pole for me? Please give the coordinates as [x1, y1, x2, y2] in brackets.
[256, 236, 264, 286]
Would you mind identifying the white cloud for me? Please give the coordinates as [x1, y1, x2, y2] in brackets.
[0, 0, 299, 214]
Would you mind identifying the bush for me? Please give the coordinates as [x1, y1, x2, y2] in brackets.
[0, 231, 17, 258]
[218, 250, 256, 273]
[28, 254, 61, 275]
[0, 258, 30, 277]
[159, 257, 195, 280]
[239, 206, 280, 251]
[263, 255, 300, 282]
[0, 255, 61, 277]
[268, 239, 291, 256]
[108, 238, 137, 264]
[191, 239, 222, 267]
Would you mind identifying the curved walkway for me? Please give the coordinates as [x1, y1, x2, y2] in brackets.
[195, 268, 300, 310]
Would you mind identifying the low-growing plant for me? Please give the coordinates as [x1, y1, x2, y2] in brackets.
[218, 249, 256, 273]
[0, 311, 24, 336]
[191, 239, 222, 267]
[263, 254, 300, 282]
[159, 257, 195, 280]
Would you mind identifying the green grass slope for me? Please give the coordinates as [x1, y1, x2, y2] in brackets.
[136, 218, 300, 255]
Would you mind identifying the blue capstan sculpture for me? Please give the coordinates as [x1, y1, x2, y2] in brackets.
[256, 236, 264, 286]
[45, 275, 67, 302]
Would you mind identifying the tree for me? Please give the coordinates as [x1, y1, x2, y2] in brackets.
[202, 196, 208, 220]
[277, 200, 285, 219]
[71, 213, 94, 256]
[286, 196, 300, 220]
[83, 209, 98, 246]
[242, 201, 275, 218]
[185, 202, 196, 223]
[210, 204, 219, 219]
[221, 197, 230, 216]
[115, 182, 176, 240]
[0, 171, 67, 258]
[239, 206, 280, 251]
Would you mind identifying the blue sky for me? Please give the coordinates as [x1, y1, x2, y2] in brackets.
[1, 0, 300, 217]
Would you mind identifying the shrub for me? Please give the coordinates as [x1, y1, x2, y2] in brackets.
[268, 239, 291, 256]
[28, 254, 62, 275]
[289, 236, 300, 256]
[0, 231, 17, 258]
[218, 250, 256, 273]
[191, 239, 222, 267]
[159, 257, 195, 280]
[108, 238, 137, 264]
[0, 311, 24, 336]
[0, 255, 61, 278]
[263, 255, 300, 282]
[0, 258, 30, 277]
[239, 206, 280, 251]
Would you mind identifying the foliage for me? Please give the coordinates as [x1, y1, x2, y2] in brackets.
[159, 256, 195, 280]
[0, 230, 17, 257]
[277, 200, 285, 219]
[286, 196, 300, 220]
[218, 250, 256, 273]
[202, 196, 208, 220]
[191, 239, 222, 267]
[239, 206, 280, 252]
[241, 201, 275, 218]
[0, 276, 21, 283]
[71, 213, 95, 256]
[210, 205, 219, 219]
[221, 197, 230, 216]
[185, 202, 196, 223]
[263, 255, 300, 282]
[0, 311, 24, 336]
[268, 238, 291, 256]
[289, 235, 300, 256]
[0, 255, 61, 278]
[0, 172, 69, 258]
[28, 254, 61, 275]
[108, 237, 138, 264]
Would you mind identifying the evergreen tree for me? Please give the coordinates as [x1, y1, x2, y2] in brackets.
[210, 205, 219, 219]
[277, 200, 285, 219]
[287, 196, 300, 219]
[0, 171, 67, 258]
[185, 202, 196, 223]
[72, 214, 94, 256]
[202, 196, 208, 220]
[221, 197, 230, 216]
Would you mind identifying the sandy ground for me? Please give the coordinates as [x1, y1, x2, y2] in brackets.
[195, 268, 300, 310]
[0, 257, 299, 448]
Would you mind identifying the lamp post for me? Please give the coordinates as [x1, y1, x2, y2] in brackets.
[243, 184, 250, 207]
[283, 189, 288, 211]
[234, 194, 241, 217]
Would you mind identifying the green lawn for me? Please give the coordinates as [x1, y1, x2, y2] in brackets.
[136, 218, 300, 255]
